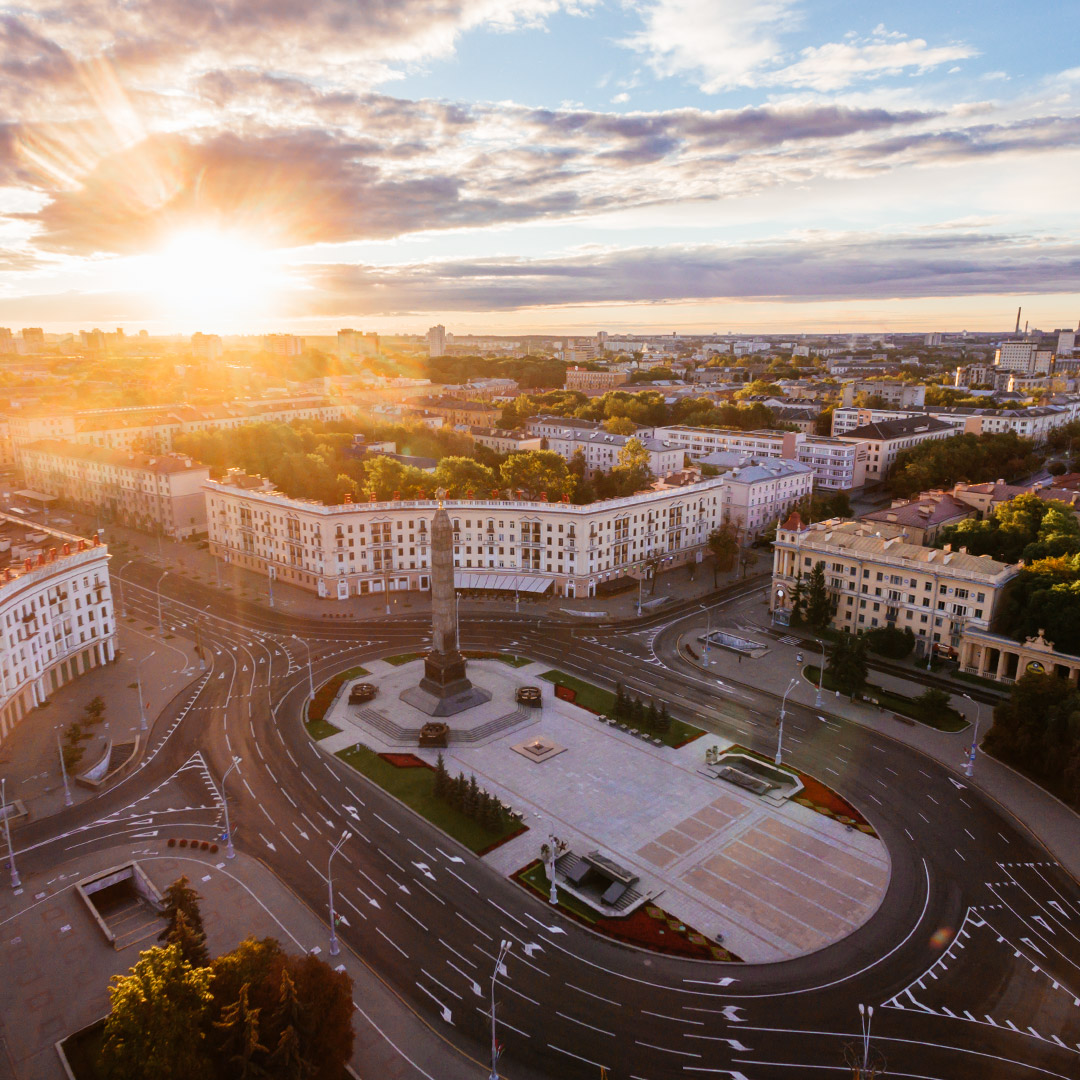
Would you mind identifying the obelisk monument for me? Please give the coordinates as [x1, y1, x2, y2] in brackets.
[400, 498, 491, 716]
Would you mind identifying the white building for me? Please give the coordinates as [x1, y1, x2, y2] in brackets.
[712, 458, 813, 541]
[467, 428, 544, 454]
[0, 515, 115, 743]
[18, 441, 211, 538]
[261, 334, 304, 357]
[337, 329, 379, 359]
[994, 341, 1052, 374]
[191, 333, 223, 362]
[543, 429, 683, 478]
[840, 381, 925, 408]
[653, 427, 867, 490]
[427, 325, 447, 358]
[204, 474, 736, 601]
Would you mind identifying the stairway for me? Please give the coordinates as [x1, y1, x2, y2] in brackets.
[354, 705, 530, 746]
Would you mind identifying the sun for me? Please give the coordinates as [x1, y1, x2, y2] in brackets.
[144, 227, 282, 330]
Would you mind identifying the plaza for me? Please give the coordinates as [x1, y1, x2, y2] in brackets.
[318, 657, 891, 964]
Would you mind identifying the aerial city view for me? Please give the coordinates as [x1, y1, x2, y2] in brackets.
[1, 2, 1079, 1078]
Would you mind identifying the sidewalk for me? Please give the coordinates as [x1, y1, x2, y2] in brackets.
[0, 623, 202, 823]
[685, 593, 1080, 880]
[93, 517, 755, 625]
[0, 843, 487, 1080]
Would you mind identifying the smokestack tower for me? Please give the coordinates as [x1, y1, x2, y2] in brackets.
[1015, 307, 1022, 335]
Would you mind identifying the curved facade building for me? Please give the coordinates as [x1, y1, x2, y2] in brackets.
[0, 514, 115, 743]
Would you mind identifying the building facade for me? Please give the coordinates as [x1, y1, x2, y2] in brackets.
[834, 416, 953, 482]
[542, 429, 683, 477]
[204, 475, 736, 601]
[564, 367, 629, 391]
[0, 515, 115, 743]
[840, 381, 926, 408]
[19, 441, 211, 538]
[467, 428, 544, 454]
[771, 518, 1015, 656]
[715, 459, 814, 541]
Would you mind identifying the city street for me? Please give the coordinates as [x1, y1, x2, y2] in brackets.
[4, 557, 1079, 1079]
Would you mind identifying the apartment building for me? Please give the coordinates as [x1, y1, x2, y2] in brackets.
[467, 428, 544, 454]
[715, 459, 813, 541]
[994, 341, 1053, 374]
[834, 416, 952, 482]
[409, 397, 501, 428]
[0, 515, 114, 743]
[543, 429, 683, 478]
[654, 426, 867, 490]
[840, 381, 926, 408]
[19, 441, 210, 538]
[564, 367, 629, 391]
[204, 474, 734, 601]
[771, 517, 1015, 657]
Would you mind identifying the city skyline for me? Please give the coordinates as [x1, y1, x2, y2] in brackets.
[1, 1, 1079, 334]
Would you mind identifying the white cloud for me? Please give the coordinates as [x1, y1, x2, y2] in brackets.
[623, 3, 974, 93]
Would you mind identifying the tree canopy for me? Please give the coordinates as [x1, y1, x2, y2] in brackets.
[888, 432, 1043, 497]
[937, 494, 1080, 564]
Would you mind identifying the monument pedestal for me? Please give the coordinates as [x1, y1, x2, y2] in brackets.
[399, 649, 492, 717]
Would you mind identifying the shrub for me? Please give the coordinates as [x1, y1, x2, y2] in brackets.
[864, 625, 915, 659]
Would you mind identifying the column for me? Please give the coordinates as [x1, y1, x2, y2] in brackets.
[996, 649, 1010, 680]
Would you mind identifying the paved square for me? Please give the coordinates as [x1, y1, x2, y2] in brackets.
[347, 659, 890, 963]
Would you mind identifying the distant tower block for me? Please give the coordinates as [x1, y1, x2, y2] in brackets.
[400, 497, 491, 717]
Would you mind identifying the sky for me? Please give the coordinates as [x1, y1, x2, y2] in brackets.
[1, 0, 1079, 336]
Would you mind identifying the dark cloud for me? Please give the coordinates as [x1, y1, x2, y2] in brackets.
[296, 233, 1080, 315]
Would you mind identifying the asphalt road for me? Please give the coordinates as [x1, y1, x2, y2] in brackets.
[13, 561, 1080, 1080]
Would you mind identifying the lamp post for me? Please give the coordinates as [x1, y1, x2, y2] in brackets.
[774, 677, 798, 766]
[962, 693, 981, 778]
[858, 1003, 874, 1077]
[489, 939, 512, 1080]
[115, 558, 135, 617]
[267, 564, 275, 609]
[220, 756, 241, 859]
[292, 635, 315, 700]
[815, 638, 826, 707]
[135, 650, 155, 732]
[328, 829, 352, 957]
[1, 778, 20, 889]
[701, 602, 712, 664]
[155, 569, 169, 633]
[57, 729, 73, 807]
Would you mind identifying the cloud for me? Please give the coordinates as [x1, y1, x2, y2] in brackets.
[295, 232, 1080, 315]
[623, 3, 974, 92]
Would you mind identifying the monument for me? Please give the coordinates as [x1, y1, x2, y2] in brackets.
[400, 498, 492, 716]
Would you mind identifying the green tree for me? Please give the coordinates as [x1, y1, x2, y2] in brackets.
[657, 703, 671, 734]
[214, 983, 268, 1079]
[432, 457, 496, 498]
[84, 695, 106, 724]
[433, 753, 450, 800]
[164, 907, 210, 970]
[499, 450, 574, 500]
[707, 523, 739, 583]
[804, 561, 833, 629]
[265, 969, 313, 1080]
[914, 687, 952, 722]
[631, 697, 645, 727]
[827, 635, 868, 698]
[603, 416, 637, 434]
[159, 875, 207, 944]
[101, 944, 214, 1080]
[647, 700, 660, 731]
[788, 571, 805, 626]
[864, 625, 915, 659]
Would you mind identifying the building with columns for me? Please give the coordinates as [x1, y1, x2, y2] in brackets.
[204, 473, 735, 601]
[959, 626, 1080, 686]
[771, 517, 1016, 657]
[0, 515, 114, 744]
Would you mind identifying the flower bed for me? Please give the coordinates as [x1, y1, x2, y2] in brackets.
[726, 744, 876, 836]
[378, 752, 432, 769]
[308, 665, 370, 722]
[513, 860, 741, 962]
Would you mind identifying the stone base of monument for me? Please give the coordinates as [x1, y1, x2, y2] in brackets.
[399, 682, 493, 717]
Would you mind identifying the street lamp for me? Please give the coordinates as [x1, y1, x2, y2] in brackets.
[489, 939, 512, 1080]
[57, 729, 73, 807]
[774, 677, 798, 766]
[135, 650, 155, 732]
[0, 778, 20, 889]
[155, 569, 169, 632]
[328, 829, 352, 957]
[858, 1003, 874, 1077]
[815, 638, 826, 708]
[291, 635, 315, 699]
[219, 756, 241, 860]
[701, 603, 712, 665]
[962, 693, 981, 778]
[115, 558, 135, 617]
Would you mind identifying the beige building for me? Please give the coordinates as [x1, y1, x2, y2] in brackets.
[715, 459, 814, 542]
[771, 518, 1016, 657]
[959, 626, 1080, 686]
[467, 428, 544, 454]
[410, 397, 501, 428]
[205, 473, 735, 601]
[565, 367, 629, 391]
[543, 429, 684, 478]
[19, 441, 211, 538]
[858, 491, 975, 546]
[834, 416, 953, 482]
[0, 515, 114, 743]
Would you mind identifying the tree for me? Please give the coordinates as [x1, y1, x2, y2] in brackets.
[603, 416, 636, 435]
[265, 968, 312, 1080]
[159, 875, 207, 944]
[164, 907, 210, 969]
[827, 635, 868, 698]
[613, 681, 627, 720]
[707, 523, 739, 583]
[788, 571, 805, 626]
[617, 436, 651, 474]
[499, 450, 574, 500]
[631, 697, 645, 727]
[101, 944, 214, 1080]
[214, 983, 268, 1079]
[864, 625, 915, 659]
[465, 774, 480, 819]
[84, 695, 106, 724]
[433, 753, 450, 800]
[914, 687, 952, 723]
[804, 561, 833, 629]
[431, 457, 496, 498]
[656, 703, 671, 734]
[647, 700, 660, 731]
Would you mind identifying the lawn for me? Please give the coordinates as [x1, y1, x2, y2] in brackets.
[384, 652, 423, 666]
[305, 718, 341, 741]
[335, 744, 524, 854]
[539, 670, 704, 749]
[804, 666, 967, 732]
[307, 665, 370, 723]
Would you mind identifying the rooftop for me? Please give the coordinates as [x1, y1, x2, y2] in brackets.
[22, 440, 207, 474]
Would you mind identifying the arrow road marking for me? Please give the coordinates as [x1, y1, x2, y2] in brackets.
[258, 832, 277, 852]
[684, 977, 737, 987]
[949, 777, 967, 790]
[412, 862, 436, 881]
[437, 848, 465, 864]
